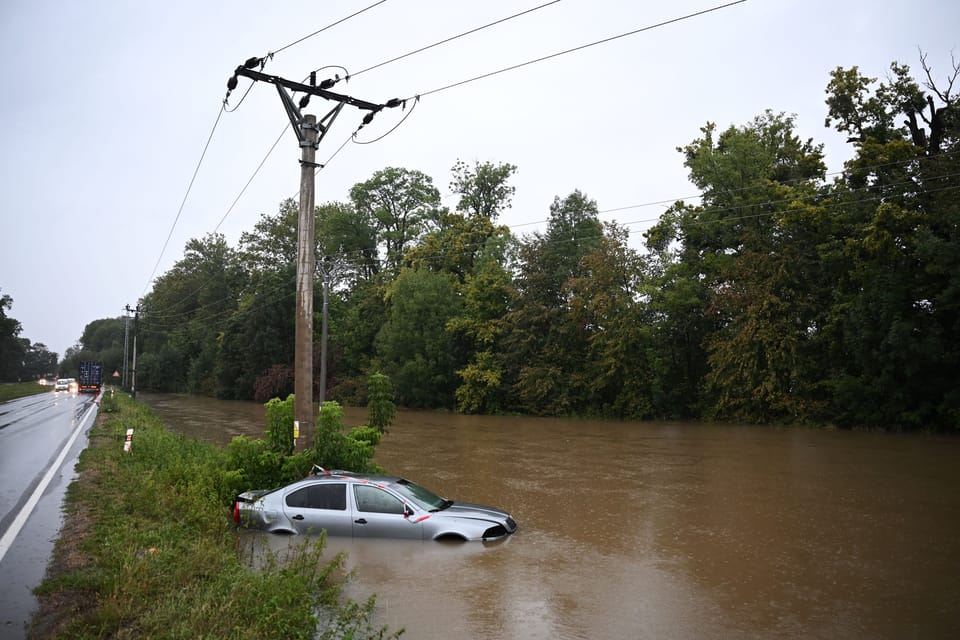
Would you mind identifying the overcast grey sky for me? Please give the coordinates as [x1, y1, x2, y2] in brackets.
[1, 0, 957, 360]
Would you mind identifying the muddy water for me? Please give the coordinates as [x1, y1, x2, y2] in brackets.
[140, 393, 960, 639]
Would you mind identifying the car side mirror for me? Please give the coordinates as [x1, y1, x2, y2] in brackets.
[403, 504, 414, 519]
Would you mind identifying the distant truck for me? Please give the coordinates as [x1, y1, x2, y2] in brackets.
[78, 361, 103, 394]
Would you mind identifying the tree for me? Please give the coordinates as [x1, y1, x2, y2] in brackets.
[217, 265, 297, 400]
[58, 318, 126, 384]
[822, 54, 960, 428]
[449, 159, 517, 221]
[450, 243, 517, 414]
[366, 372, 395, 433]
[376, 268, 461, 408]
[665, 112, 831, 423]
[499, 191, 603, 415]
[0, 289, 25, 381]
[567, 223, 656, 418]
[142, 233, 245, 394]
[350, 167, 441, 274]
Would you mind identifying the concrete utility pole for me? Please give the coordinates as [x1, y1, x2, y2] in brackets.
[122, 306, 131, 388]
[229, 60, 399, 448]
[131, 305, 139, 398]
[295, 113, 318, 439]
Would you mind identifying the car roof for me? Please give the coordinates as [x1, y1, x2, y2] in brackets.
[310, 471, 401, 484]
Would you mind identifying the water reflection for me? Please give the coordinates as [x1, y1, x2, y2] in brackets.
[142, 394, 960, 639]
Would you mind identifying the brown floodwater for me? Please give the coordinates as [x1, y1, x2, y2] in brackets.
[140, 393, 960, 639]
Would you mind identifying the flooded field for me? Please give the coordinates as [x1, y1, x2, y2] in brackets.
[142, 393, 960, 639]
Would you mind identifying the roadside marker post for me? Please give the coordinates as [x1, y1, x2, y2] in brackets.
[124, 428, 134, 452]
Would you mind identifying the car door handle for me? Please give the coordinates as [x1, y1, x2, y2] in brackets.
[292, 514, 304, 520]
[354, 518, 367, 525]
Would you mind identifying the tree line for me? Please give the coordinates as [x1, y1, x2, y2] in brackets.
[0, 289, 58, 381]
[71, 56, 959, 430]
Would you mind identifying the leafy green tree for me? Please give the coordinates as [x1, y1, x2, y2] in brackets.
[142, 233, 245, 394]
[349, 167, 441, 274]
[22, 342, 58, 380]
[327, 278, 388, 402]
[317, 200, 380, 285]
[0, 289, 25, 381]
[376, 268, 461, 408]
[642, 204, 714, 418]
[57, 318, 127, 384]
[567, 223, 656, 418]
[449, 159, 517, 221]
[684, 111, 825, 422]
[450, 248, 516, 414]
[238, 198, 300, 272]
[366, 371, 395, 433]
[671, 112, 830, 422]
[499, 190, 602, 415]
[822, 55, 960, 428]
[217, 266, 296, 400]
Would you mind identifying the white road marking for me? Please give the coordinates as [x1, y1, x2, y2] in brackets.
[0, 399, 98, 563]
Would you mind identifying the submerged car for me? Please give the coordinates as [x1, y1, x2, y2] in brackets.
[234, 468, 517, 542]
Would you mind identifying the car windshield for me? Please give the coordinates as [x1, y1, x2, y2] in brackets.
[391, 478, 451, 511]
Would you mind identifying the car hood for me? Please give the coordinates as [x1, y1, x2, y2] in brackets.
[439, 502, 514, 524]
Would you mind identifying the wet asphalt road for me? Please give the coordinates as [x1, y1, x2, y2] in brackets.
[0, 390, 97, 640]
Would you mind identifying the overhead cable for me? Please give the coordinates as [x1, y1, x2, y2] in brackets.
[406, 0, 748, 100]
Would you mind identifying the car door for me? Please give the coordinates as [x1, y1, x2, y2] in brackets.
[351, 484, 424, 539]
[282, 482, 352, 536]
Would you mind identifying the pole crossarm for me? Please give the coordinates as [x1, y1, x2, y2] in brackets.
[234, 67, 384, 112]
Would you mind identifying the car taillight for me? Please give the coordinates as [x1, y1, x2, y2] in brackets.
[233, 501, 240, 523]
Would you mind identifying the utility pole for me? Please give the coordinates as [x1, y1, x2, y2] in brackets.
[122, 305, 131, 388]
[131, 304, 140, 398]
[295, 113, 318, 437]
[228, 60, 400, 448]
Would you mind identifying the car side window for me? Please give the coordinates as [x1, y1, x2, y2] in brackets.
[285, 483, 346, 510]
[354, 485, 404, 514]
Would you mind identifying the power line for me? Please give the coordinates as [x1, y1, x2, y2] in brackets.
[142, 104, 225, 297]
[342, 0, 564, 82]
[209, 1, 744, 261]
[269, 0, 390, 57]
[405, 0, 748, 100]
[213, 122, 290, 234]
[593, 148, 960, 217]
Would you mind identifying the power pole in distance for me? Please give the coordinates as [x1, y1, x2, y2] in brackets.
[228, 60, 400, 448]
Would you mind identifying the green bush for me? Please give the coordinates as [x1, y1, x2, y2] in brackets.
[366, 372, 396, 433]
[265, 394, 295, 455]
[225, 399, 385, 499]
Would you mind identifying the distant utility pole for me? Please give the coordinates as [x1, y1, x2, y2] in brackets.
[122, 306, 131, 388]
[122, 304, 141, 393]
[228, 59, 399, 448]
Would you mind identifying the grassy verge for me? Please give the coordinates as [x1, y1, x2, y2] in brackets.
[30, 392, 401, 640]
[0, 381, 50, 403]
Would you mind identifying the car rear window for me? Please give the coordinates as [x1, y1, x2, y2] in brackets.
[285, 483, 346, 510]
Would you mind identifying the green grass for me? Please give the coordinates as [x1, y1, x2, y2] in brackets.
[0, 381, 50, 403]
[31, 392, 402, 639]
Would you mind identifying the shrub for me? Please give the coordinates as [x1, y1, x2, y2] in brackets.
[366, 372, 396, 433]
[253, 364, 294, 403]
[265, 394, 295, 455]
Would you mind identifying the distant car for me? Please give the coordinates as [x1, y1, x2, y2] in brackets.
[234, 468, 518, 542]
[54, 378, 73, 391]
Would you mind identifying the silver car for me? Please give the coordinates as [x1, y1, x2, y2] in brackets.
[234, 469, 517, 542]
